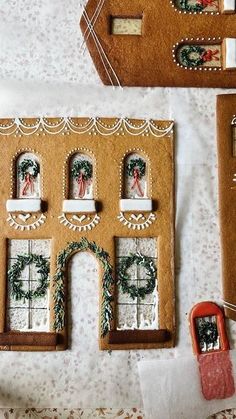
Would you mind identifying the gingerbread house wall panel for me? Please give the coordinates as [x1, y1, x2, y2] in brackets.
[0, 118, 175, 351]
[80, 0, 236, 87]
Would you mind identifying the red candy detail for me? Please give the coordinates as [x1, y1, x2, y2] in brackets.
[198, 351, 235, 400]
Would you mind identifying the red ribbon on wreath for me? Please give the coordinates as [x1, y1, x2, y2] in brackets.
[201, 49, 219, 62]
[77, 173, 87, 198]
[197, 0, 217, 7]
[21, 172, 34, 196]
[131, 168, 144, 197]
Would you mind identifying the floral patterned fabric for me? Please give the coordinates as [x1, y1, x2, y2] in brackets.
[0, 409, 144, 419]
[1, 408, 236, 418]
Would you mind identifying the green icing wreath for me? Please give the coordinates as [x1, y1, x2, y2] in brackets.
[18, 159, 40, 181]
[197, 320, 219, 347]
[8, 254, 50, 301]
[126, 158, 146, 178]
[179, 45, 206, 68]
[179, 0, 204, 12]
[117, 253, 157, 300]
[71, 160, 93, 181]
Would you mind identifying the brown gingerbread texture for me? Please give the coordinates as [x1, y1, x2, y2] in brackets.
[217, 94, 236, 321]
[80, 0, 236, 87]
[0, 117, 175, 351]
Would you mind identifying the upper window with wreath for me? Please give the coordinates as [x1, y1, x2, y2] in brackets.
[6, 151, 42, 213]
[120, 152, 153, 212]
[62, 151, 96, 214]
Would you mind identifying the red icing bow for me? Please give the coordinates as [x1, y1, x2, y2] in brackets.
[197, 0, 217, 7]
[131, 168, 144, 197]
[201, 49, 219, 62]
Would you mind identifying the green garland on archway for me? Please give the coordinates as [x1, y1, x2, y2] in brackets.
[126, 158, 146, 178]
[8, 254, 50, 301]
[53, 238, 114, 337]
[18, 159, 40, 181]
[117, 253, 157, 300]
[71, 160, 93, 181]
[180, 45, 206, 67]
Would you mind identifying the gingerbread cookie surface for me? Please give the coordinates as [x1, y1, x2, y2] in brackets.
[80, 0, 236, 87]
[0, 117, 175, 351]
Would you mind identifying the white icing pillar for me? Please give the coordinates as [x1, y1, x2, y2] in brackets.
[223, 38, 236, 69]
[221, 0, 235, 13]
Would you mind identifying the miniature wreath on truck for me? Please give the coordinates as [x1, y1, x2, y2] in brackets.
[117, 253, 157, 300]
[71, 160, 93, 199]
[8, 254, 50, 301]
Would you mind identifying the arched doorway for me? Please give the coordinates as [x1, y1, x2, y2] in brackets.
[53, 238, 114, 348]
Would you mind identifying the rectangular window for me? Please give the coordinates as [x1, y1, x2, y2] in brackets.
[7, 239, 51, 332]
[111, 17, 142, 36]
[115, 237, 158, 331]
[195, 316, 220, 353]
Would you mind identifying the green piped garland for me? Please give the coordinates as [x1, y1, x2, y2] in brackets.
[197, 320, 218, 348]
[8, 254, 50, 301]
[71, 160, 93, 181]
[127, 158, 146, 179]
[179, 0, 204, 12]
[117, 253, 157, 300]
[53, 238, 114, 337]
[18, 159, 40, 180]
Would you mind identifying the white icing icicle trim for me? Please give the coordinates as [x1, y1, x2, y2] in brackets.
[7, 213, 46, 231]
[58, 213, 100, 232]
[117, 212, 156, 230]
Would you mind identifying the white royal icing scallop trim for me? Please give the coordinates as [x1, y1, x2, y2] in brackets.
[7, 213, 46, 231]
[58, 213, 100, 232]
[231, 115, 236, 124]
[120, 199, 153, 212]
[0, 118, 174, 139]
[169, 0, 220, 14]
[224, 38, 236, 68]
[6, 198, 41, 213]
[62, 199, 96, 213]
[172, 37, 222, 71]
[117, 212, 156, 230]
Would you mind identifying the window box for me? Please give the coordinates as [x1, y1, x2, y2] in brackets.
[62, 199, 96, 213]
